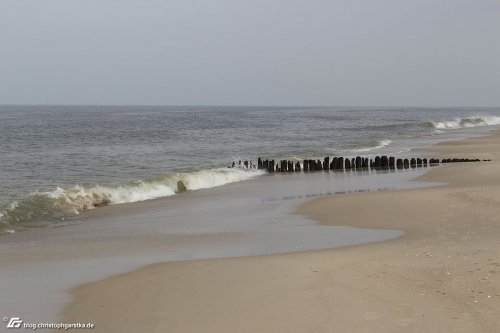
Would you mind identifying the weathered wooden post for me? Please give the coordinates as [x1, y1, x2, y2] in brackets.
[374, 156, 382, 168]
[308, 159, 315, 171]
[316, 159, 322, 171]
[321, 157, 327, 171]
[345, 158, 351, 169]
[355, 156, 361, 169]
[330, 157, 337, 170]
[389, 156, 395, 169]
[295, 161, 301, 172]
[404, 158, 410, 168]
[381, 156, 389, 169]
[417, 158, 422, 167]
[396, 158, 403, 169]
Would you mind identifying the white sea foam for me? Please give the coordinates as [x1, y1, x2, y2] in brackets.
[44, 168, 264, 210]
[352, 139, 392, 152]
[430, 115, 500, 130]
[0, 168, 265, 225]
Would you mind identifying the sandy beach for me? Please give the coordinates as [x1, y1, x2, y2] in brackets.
[59, 131, 500, 333]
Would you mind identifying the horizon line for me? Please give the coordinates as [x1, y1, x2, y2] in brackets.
[1, 103, 499, 109]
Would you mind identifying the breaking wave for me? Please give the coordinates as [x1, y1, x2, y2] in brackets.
[430, 115, 500, 130]
[352, 139, 392, 152]
[0, 168, 264, 229]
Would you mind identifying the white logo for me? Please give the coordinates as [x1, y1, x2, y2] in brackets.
[6, 317, 23, 329]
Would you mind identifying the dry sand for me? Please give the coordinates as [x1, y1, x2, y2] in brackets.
[61, 130, 500, 333]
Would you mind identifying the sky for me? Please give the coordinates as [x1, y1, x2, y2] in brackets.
[0, 0, 499, 106]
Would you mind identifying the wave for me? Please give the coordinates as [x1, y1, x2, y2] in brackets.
[430, 115, 500, 130]
[325, 139, 392, 156]
[352, 139, 392, 152]
[0, 167, 264, 229]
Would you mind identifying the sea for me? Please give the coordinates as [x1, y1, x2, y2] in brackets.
[1, 105, 500, 233]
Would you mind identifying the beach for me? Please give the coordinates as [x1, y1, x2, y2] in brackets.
[57, 130, 500, 332]
[3, 1, 500, 331]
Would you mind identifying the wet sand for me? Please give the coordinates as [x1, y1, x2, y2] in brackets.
[0, 147, 432, 330]
[60, 130, 500, 332]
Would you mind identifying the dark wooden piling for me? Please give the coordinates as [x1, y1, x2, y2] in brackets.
[323, 157, 330, 171]
[374, 156, 382, 168]
[337, 157, 344, 170]
[381, 156, 389, 168]
[355, 156, 362, 169]
[396, 158, 403, 169]
[295, 161, 301, 172]
[330, 157, 336, 170]
[345, 158, 351, 169]
[280, 160, 286, 172]
[288, 160, 294, 172]
[404, 158, 410, 168]
[389, 156, 395, 169]
[316, 159, 322, 171]
[417, 158, 422, 167]
[308, 159, 315, 171]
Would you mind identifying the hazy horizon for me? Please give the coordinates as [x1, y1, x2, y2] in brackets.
[1, 103, 500, 108]
[1, 0, 499, 107]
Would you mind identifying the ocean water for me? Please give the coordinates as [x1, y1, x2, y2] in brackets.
[1, 105, 500, 231]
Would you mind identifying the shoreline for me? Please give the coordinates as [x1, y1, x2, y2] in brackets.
[59, 130, 500, 332]
[0, 145, 437, 329]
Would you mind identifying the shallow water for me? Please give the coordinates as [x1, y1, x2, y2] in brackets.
[0, 105, 498, 328]
[1, 105, 500, 229]
[0, 166, 438, 325]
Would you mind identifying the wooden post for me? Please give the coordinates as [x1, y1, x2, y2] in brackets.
[396, 158, 403, 169]
[345, 158, 351, 169]
[323, 157, 330, 171]
[381, 156, 389, 168]
[330, 157, 337, 170]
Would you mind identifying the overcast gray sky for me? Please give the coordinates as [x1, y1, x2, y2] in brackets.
[0, 0, 499, 106]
